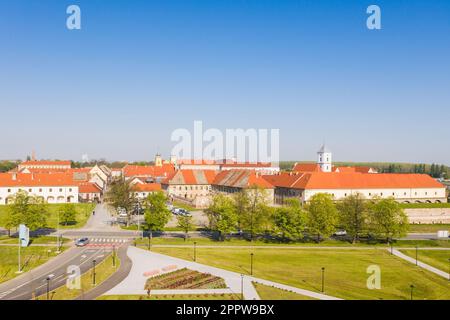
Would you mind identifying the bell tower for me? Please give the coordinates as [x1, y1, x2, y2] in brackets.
[317, 144, 332, 172]
[155, 154, 163, 167]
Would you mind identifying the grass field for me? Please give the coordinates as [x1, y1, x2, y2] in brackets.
[408, 224, 450, 233]
[151, 247, 450, 300]
[253, 283, 316, 300]
[135, 236, 450, 248]
[0, 246, 66, 284]
[97, 294, 239, 300]
[401, 250, 450, 274]
[0, 235, 70, 245]
[37, 253, 118, 300]
[400, 203, 450, 209]
[0, 203, 95, 230]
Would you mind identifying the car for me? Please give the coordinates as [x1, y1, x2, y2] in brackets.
[178, 209, 191, 216]
[172, 208, 181, 215]
[333, 230, 347, 236]
[75, 237, 90, 247]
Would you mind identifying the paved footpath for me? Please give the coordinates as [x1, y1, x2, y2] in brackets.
[391, 248, 450, 280]
[105, 247, 341, 300]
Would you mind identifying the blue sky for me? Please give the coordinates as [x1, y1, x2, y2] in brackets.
[0, 0, 449, 164]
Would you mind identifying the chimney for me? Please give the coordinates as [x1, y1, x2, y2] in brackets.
[12, 173, 17, 180]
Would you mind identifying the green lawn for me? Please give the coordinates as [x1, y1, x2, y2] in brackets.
[401, 249, 450, 274]
[408, 224, 450, 233]
[0, 235, 69, 245]
[253, 282, 316, 300]
[135, 236, 450, 248]
[97, 294, 239, 300]
[37, 253, 119, 300]
[0, 246, 66, 284]
[0, 203, 95, 230]
[400, 203, 450, 209]
[151, 247, 450, 300]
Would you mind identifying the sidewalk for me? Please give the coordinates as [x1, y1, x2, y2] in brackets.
[105, 247, 341, 300]
[391, 249, 450, 280]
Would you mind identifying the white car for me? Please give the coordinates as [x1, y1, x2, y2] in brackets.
[334, 230, 347, 236]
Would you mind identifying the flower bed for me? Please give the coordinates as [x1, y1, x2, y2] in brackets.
[145, 268, 226, 290]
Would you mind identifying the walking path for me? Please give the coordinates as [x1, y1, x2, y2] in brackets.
[105, 247, 341, 300]
[75, 204, 119, 232]
[390, 248, 450, 280]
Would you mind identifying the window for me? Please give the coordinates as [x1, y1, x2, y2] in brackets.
[49, 188, 53, 192]
[69, 188, 72, 192]
[7, 189, 11, 193]
[39, 188, 42, 192]
[59, 188, 63, 192]
[29, 189, 32, 192]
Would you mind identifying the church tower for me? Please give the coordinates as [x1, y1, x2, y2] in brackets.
[155, 154, 163, 167]
[317, 144, 332, 172]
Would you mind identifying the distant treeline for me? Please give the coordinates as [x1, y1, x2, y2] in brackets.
[279, 161, 449, 179]
[0, 161, 19, 172]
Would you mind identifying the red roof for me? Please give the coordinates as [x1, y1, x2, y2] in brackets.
[133, 183, 162, 192]
[221, 162, 272, 168]
[0, 172, 77, 187]
[162, 170, 217, 185]
[213, 170, 273, 189]
[292, 163, 322, 172]
[263, 172, 444, 190]
[333, 166, 376, 174]
[78, 182, 101, 194]
[122, 164, 175, 178]
[20, 160, 71, 166]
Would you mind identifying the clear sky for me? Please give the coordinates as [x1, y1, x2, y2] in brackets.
[0, 0, 449, 164]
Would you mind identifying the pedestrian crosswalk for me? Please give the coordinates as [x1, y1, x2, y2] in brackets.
[85, 238, 129, 247]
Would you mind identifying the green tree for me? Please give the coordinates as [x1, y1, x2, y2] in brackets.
[4, 190, 49, 233]
[106, 178, 137, 225]
[306, 193, 339, 242]
[60, 203, 77, 226]
[273, 199, 307, 241]
[206, 194, 237, 241]
[240, 186, 271, 241]
[177, 215, 194, 241]
[144, 191, 171, 232]
[233, 191, 250, 231]
[337, 193, 368, 243]
[368, 197, 409, 242]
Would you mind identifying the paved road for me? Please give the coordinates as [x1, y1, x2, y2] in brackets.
[0, 246, 110, 300]
[391, 249, 450, 280]
[0, 204, 131, 300]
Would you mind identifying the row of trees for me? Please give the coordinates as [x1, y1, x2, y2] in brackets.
[3, 190, 78, 235]
[206, 189, 409, 243]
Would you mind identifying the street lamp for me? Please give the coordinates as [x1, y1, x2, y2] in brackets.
[92, 259, 97, 286]
[415, 245, 418, 266]
[241, 274, 244, 300]
[112, 245, 116, 267]
[321, 267, 325, 293]
[45, 275, 54, 300]
[410, 284, 414, 300]
[448, 258, 450, 281]
[194, 241, 197, 262]
[250, 253, 254, 276]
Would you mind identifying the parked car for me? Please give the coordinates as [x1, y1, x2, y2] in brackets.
[75, 237, 90, 247]
[178, 209, 191, 216]
[172, 208, 181, 215]
[333, 230, 347, 236]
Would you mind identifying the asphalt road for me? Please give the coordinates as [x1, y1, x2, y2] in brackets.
[0, 246, 110, 300]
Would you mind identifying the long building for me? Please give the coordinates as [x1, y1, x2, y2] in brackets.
[264, 145, 447, 204]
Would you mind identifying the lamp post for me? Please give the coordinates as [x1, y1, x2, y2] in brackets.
[415, 245, 418, 266]
[112, 245, 116, 267]
[46, 277, 51, 300]
[92, 259, 97, 286]
[410, 284, 414, 300]
[56, 211, 61, 253]
[250, 253, 254, 276]
[194, 241, 197, 262]
[321, 267, 325, 293]
[448, 258, 450, 281]
[241, 274, 244, 300]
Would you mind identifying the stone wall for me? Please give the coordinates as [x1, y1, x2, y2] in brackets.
[405, 208, 450, 224]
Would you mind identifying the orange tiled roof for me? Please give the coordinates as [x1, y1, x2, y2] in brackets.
[122, 164, 175, 178]
[78, 182, 102, 194]
[162, 170, 218, 185]
[292, 163, 322, 172]
[20, 160, 71, 166]
[213, 170, 273, 189]
[263, 172, 444, 190]
[0, 172, 77, 187]
[133, 183, 162, 192]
